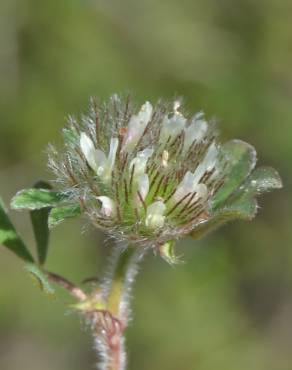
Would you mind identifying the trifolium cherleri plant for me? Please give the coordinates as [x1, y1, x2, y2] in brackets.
[0, 94, 282, 370]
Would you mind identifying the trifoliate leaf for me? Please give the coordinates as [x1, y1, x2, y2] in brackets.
[0, 197, 34, 262]
[11, 188, 64, 210]
[25, 263, 55, 296]
[48, 204, 81, 229]
[212, 140, 257, 209]
[30, 181, 52, 265]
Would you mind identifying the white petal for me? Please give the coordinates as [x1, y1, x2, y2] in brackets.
[80, 133, 117, 183]
[138, 101, 153, 124]
[122, 101, 153, 152]
[183, 118, 208, 153]
[162, 150, 169, 167]
[159, 113, 186, 144]
[137, 174, 149, 200]
[173, 171, 197, 202]
[96, 138, 118, 181]
[192, 142, 218, 183]
[95, 149, 107, 174]
[80, 133, 99, 172]
[194, 183, 208, 201]
[97, 196, 116, 218]
[129, 148, 153, 177]
[172, 172, 209, 204]
[108, 137, 119, 171]
[145, 201, 166, 230]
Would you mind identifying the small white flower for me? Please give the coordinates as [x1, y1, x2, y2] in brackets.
[137, 174, 149, 201]
[80, 133, 100, 173]
[129, 148, 153, 177]
[122, 101, 153, 152]
[183, 115, 208, 154]
[159, 113, 186, 144]
[130, 149, 152, 207]
[80, 133, 118, 183]
[191, 142, 218, 183]
[173, 100, 181, 114]
[173, 171, 208, 204]
[97, 196, 116, 218]
[145, 201, 166, 230]
[161, 150, 169, 167]
[159, 101, 187, 144]
[172, 144, 217, 204]
[107, 137, 119, 173]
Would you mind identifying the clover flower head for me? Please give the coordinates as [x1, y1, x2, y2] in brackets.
[47, 95, 282, 262]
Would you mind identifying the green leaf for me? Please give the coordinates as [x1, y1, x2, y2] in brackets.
[25, 263, 55, 296]
[48, 204, 81, 228]
[30, 181, 52, 265]
[11, 188, 64, 210]
[0, 197, 34, 262]
[212, 140, 257, 209]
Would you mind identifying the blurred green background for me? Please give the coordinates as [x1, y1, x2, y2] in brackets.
[0, 0, 291, 369]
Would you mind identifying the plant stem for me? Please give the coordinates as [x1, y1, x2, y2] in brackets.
[45, 270, 87, 301]
[107, 247, 137, 317]
[93, 245, 142, 370]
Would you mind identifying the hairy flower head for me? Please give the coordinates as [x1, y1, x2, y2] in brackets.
[45, 95, 282, 261]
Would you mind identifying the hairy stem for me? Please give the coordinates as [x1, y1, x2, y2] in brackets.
[93, 245, 142, 370]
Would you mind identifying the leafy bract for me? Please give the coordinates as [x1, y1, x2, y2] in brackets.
[191, 165, 282, 240]
[30, 181, 52, 265]
[212, 140, 256, 209]
[0, 197, 34, 262]
[48, 204, 81, 229]
[241, 166, 282, 196]
[159, 240, 180, 265]
[25, 263, 55, 296]
[192, 195, 257, 240]
[63, 123, 79, 147]
[11, 188, 64, 210]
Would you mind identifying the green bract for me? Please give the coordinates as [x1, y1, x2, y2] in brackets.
[25, 263, 55, 296]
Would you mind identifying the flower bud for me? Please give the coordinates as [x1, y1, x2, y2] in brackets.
[145, 201, 166, 230]
[122, 102, 153, 152]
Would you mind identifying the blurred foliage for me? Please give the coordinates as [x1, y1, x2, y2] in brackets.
[0, 0, 291, 369]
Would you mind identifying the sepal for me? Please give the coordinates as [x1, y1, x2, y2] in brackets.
[159, 241, 181, 265]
